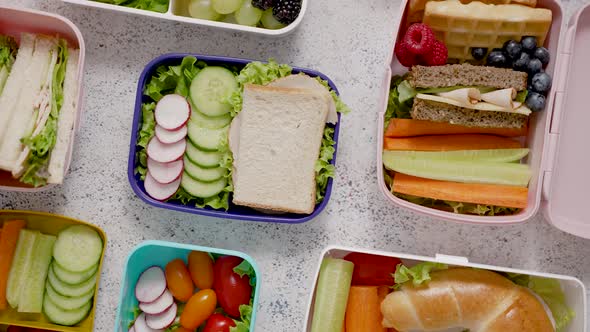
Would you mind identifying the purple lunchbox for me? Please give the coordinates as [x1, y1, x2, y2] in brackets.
[128, 53, 341, 223]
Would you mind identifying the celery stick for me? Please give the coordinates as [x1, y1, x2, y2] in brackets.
[18, 233, 56, 313]
[6, 229, 38, 308]
[384, 148, 529, 163]
[310, 258, 354, 332]
[383, 152, 532, 186]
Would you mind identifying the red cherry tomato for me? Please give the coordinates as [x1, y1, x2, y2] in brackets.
[212, 256, 252, 318]
[180, 289, 217, 329]
[203, 313, 236, 332]
[165, 259, 194, 302]
[343, 252, 402, 286]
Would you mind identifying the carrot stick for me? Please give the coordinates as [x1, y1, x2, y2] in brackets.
[384, 134, 521, 151]
[385, 119, 528, 138]
[393, 173, 528, 208]
[345, 286, 387, 332]
[0, 220, 26, 310]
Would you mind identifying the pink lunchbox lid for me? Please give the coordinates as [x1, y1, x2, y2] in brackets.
[378, 0, 590, 238]
[0, 6, 85, 192]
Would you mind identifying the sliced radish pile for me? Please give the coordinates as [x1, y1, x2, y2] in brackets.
[133, 313, 163, 332]
[144, 172, 181, 201]
[139, 289, 174, 315]
[135, 266, 167, 303]
[147, 158, 183, 185]
[147, 137, 186, 163]
[145, 302, 177, 330]
[155, 124, 188, 144]
[155, 94, 191, 130]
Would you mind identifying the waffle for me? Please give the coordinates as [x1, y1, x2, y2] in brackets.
[407, 0, 538, 24]
[422, 0, 552, 61]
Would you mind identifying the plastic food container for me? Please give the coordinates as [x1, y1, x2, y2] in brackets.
[0, 210, 107, 332]
[304, 246, 588, 332]
[128, 53, 341, 223]
[0, 6, 86, 193]
[377, 0, 590, 237]
[61, 0, 307, 37]
[113, 240, 261, 332]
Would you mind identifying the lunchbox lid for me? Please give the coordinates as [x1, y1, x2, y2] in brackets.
[542, 3, 590, 238]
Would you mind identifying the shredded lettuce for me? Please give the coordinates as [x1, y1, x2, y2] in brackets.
[230, 304, 253, 332]
[233, 260, 257, 287]
[394, 192, 520, 216]
[393, 262, 448, 289]
[0, 35, 17, 93]
[94, 0, 169, 13]
[20, 40, 68, 187]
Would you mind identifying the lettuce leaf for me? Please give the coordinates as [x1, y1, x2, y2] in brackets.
[385, 76, 413, 124]
[20, 40, 68, 187]
[134, 102, 156, 181]
[393, 192, 520, 216]
[0, 35, 17, 93]
[316, 127, 336, 203]
[144, 56, 205, 101]
[230, 304, 253, 332]
[94, 0, 169, 13]
[393, 262, 448, 289]
[233, 260, 257, 287]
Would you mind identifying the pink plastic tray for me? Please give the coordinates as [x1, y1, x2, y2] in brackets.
[0, 6, 85, 192]
[377, 0, 590, 238]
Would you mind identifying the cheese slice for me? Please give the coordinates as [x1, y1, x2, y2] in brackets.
[416, 93, 532, 115]
[436, 88, 481, 105]
[481, 88, 517, 109]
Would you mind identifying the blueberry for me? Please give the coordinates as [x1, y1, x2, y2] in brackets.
[486, 50, 508, 68]
[521, 36, 537, 54]
[512, 52, 530, 72]
[503, 40, 522, 60]
[527, 58, 543, 76]
[532, 72, 552, 94]
[526, 91, 546, 112]
[471, 47, 488, 61]
[534, 47, 551, 67]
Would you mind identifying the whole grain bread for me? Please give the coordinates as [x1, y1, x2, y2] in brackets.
[411, 99, 528, 129]
[409, 64, 528, 91]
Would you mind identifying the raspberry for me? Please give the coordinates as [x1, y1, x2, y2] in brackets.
[395, 41, 419, 67]
[423, 39, 448, 66]
[403, 23, 436, 55]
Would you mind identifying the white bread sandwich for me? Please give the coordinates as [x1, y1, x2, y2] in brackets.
[0, 33, 80, 187]
[230, 84, 330, 214]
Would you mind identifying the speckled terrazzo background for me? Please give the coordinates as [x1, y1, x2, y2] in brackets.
[1, 0, 590, 330]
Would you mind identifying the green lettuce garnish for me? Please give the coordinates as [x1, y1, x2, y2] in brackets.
[316, 127, 335, 203]
[385, 76, 413, 124]
[20, 40, 68, 187]
[0, 35, 17, 93]
[393, 262, 448, 289]
[394, 193, 520, 216]
[94, 0, 169, 13]
[144, 56, 206, 101]
[230, 304, 253, 332]
[134, 102, 156, 181]
[516, 90, 528, 104]
[233, 260, 257, 287]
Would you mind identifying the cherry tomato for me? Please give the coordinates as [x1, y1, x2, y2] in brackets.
[180, 289, 217, 329]
[188, 251, 214, 290]
[173, 327, 192, 332]
[165, 259, 194, 302]
[212, 256, 252, 318]
[343, 252, 402, 286]
[202, 313, 236, 332]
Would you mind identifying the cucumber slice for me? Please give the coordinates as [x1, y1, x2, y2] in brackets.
[53, 262, 99, 285]
[181, 172, 227, 198]
[18, 233, 56, 313]
[186, 141, 224, 168]
[48, 266, 97, 298]
[184, 156, 227, 182]
[189, 66, 238, 116]
[310, 258, 354, 332]
[43, 295, 91, 326]
[190, 108, 232, 129]
[6, 229, 38, 308]
[383, 152, 532, 186]
[187, 121, 228, 151]
[384, 149, 530, 163]
[46, 281, 94, 311]
[53, 225, 103, 273]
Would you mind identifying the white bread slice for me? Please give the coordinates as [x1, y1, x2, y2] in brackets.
[232, 84, 329, 214]
[48, 48, 80, 184]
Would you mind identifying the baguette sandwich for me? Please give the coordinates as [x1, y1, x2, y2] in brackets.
[0, 33, 80, 187]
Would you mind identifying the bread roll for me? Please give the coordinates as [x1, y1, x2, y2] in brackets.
[381, 268, 554, 331]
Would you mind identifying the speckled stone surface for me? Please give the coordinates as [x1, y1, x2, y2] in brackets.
[1, 0, 589, 330]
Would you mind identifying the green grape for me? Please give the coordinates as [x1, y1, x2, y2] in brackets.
[235, 0, 263, 26]
[261, 8, 285, 29]
[189, 0, 222, 20]
[222, 13, 238, 24]
[212, 0, 243, 14]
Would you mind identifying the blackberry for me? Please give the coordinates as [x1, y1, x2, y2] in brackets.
[273, 0, 301, 25]
[252, 0, 274, 10]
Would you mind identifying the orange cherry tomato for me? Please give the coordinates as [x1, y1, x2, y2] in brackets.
[173, 327, 193, 332]
[180, 289, 217, 329]
[165, 259, 194, 302]
[188, 251, 214, 290]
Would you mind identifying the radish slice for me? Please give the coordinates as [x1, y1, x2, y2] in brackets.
[147, 158, 183, 184]
[139, 289, 174, 315]
[155, 94, 190, 130]
[135, 267, 167, 303]
[133, 313, 163, 332]
[146, 302, 177, 330]
[146, 137, 186, 163]
[155, 124, 188, 144]
[144, 172, 181, 201]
